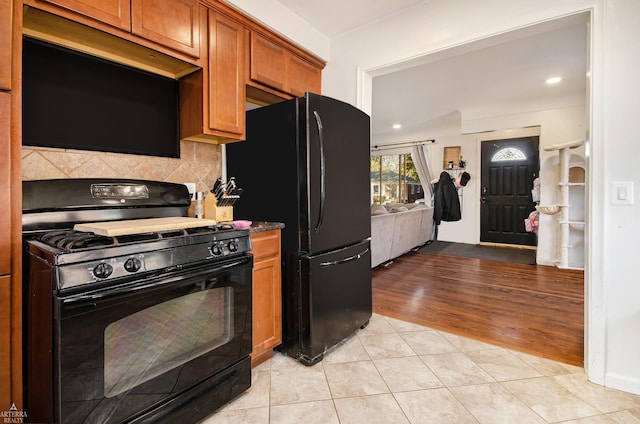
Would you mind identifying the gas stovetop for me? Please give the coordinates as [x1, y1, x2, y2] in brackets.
[28, 223, 251, 291]
[38, 223, 240, 252]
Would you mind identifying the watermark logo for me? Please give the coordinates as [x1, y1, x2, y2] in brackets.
[0, 403, 27, 423]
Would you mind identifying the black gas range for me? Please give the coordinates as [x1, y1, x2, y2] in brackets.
[22, 178, 253, 423]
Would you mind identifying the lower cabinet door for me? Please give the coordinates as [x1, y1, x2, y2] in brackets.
[252, 255, 281, 357]
[250, 229, 282, 364]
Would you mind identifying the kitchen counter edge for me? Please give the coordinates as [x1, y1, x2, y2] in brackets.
[249, 221, 285, 233]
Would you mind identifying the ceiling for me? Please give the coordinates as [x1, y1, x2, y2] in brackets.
[275, 0, 589, 146]
[275, 0, 426, 38]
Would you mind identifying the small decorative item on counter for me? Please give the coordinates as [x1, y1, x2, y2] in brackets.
[194, 192, 204, 219]
[232, 220, 252, 230]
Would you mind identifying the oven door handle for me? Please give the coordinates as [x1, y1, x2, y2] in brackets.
[61, 256, 250, 303]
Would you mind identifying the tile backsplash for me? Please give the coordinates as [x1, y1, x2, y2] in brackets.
[22, 140, 222, 192]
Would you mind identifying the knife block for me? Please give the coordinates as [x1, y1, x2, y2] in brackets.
[204, 194, 233, 222]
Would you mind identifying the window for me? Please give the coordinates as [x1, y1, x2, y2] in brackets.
[104, 287, 232, 397]
[491, 147, 527, 162]
[370, 153, 422, 204]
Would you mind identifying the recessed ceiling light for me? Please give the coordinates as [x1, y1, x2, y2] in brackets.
[392, 124, 402, 129]
[546, 76, 562, 84]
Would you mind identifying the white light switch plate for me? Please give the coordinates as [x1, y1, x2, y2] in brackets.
[611, 181, 634, 205]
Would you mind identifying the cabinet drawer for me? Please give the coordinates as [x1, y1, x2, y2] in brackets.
[250, 230, 280, 261]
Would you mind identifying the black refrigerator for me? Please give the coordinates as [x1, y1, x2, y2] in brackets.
[227, 93, 372, 365]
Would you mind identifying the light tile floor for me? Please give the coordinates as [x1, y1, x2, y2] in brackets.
[201, 314, 640, 424]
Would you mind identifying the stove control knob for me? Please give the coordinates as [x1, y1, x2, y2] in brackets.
[210, 243, 223, 256]
[93, 262, 113, 279]
[228, 239, 239, 252]
[124, 257, 142, 273]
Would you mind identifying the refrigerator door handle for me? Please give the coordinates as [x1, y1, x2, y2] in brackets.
[312, 110, 326, 234]
[319, 247, 369, 268]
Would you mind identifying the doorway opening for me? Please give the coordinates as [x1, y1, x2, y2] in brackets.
[363, 10, 591, 370]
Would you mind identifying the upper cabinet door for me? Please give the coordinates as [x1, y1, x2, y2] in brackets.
[207, 10, 245, 137]
[250, 32, 286, 92]
[249, 31, 323, 97]
[288, 54, 321, 97]
[38, 0, 131, 30]
[0, 0, 11, 91]
[131, 0, 200, 57]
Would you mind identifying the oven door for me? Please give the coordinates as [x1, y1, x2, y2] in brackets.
[54, 254, 252, 424]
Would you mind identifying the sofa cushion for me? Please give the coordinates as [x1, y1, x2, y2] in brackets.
[385, 202, 418, 211]
[389, 206, 409, 213]
[371, 204, 389, 215]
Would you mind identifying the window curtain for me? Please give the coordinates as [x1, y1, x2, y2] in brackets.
[411, 145, 434, 206]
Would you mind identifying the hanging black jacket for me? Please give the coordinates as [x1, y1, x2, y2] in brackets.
[433, 171, 461, 225]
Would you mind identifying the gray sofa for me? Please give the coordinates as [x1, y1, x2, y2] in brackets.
[370, 203, 434, 267]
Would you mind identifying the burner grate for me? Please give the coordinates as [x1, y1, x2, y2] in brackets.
[39, 230, 115, 250]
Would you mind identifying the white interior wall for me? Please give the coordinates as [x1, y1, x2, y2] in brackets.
[425, 135, 477, 244]
[598, 0, 640, 394]
[226, 0, 640, 395]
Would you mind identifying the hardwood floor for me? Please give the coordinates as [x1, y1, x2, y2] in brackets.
[371, 250, 585, 366]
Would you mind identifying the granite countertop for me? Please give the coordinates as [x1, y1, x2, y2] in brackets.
[249, 221, 285, 233]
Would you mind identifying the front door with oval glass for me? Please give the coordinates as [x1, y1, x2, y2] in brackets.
[480, 136, 539, 246]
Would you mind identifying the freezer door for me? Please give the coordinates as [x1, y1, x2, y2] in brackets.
[304, 94, 371, 254]
[297, 240, 372, 365]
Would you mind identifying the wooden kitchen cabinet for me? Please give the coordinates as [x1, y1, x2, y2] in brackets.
[0, 92, 10, 276]
[250, 229, 282, 366]
[0, 275, 12, 410]
[1, 0, 21, 409]
[0, 0, 12, 90]
[0, 92, 12, 413]
[180, 7, 245, 143]
[249, 31, 322, 98]
[25, 0, 201, 58]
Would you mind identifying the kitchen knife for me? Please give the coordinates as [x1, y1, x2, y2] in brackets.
[229, 188, 243, 206]
[214, 180, 225, 202]
[212, 178, 222, 194]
